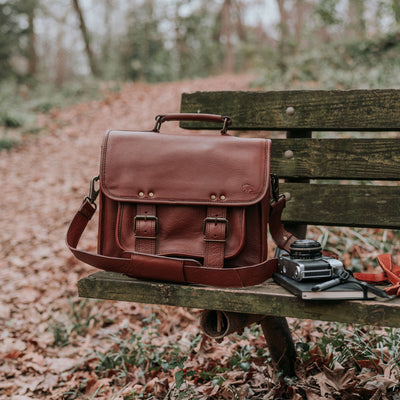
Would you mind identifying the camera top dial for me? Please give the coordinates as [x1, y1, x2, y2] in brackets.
[290, 239, 322, 259]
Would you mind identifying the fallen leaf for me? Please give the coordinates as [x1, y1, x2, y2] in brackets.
[38, 373, 59, 391]
[364, 375, 398, 391]
[0, 303, 11, 319]
[322, 362, 356, 391]
[15, 376, 44, 395]
[0, 338, 27, 353]
[5, 350, 23, 359]
[46, 357, 77, 373]
[16, 286, 40, 304]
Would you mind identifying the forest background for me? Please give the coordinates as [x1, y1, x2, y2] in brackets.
[3, 0, 400, 146]
[3, 0, 400, 96]
[3, 0, 400, 145]
[3, 1, 400, 399]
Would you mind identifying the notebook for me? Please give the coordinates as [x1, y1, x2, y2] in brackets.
[273, 273, 376, 300]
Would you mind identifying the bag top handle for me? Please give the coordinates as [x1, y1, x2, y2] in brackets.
[153, 113, 232, 135]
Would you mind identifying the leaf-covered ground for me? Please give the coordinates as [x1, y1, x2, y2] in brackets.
[1, 74, 400, 399]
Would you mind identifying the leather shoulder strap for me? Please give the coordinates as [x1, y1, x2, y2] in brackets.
[269, 196, 298, 253]
[66, 198, 292, 287]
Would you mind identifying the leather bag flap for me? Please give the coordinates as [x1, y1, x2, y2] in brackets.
[100, 130, 271, 206]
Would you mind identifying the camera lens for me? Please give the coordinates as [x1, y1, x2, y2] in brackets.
[289, 239, 322, 259]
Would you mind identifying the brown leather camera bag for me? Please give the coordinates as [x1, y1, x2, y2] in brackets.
[67, 114, 295, 287]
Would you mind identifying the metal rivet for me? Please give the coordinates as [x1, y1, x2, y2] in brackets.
[210, 194, 217, 200]
[148, 192, 154, 197]
[220, 195, 226, 200]
[138, 191, 144, 197]
[285, 106, 295, 115]
[284, 150, 294, 159]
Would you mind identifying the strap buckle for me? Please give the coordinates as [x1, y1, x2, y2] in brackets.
[203, 217, 229, 242]
[134, 215, 159, 237]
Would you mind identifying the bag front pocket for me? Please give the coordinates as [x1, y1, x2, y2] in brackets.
[116, 202, 246, 260]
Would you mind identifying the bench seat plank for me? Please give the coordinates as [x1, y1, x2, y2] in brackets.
[272, 139, 400, 180]
[180, 90, 400, 131]
[78, 272, 400, 328]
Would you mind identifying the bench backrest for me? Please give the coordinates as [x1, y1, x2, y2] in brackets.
[180, 90, 400, 234]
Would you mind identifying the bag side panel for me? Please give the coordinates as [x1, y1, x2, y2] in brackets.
[224, 197, 268, 267]
[97, 192, 119, 257]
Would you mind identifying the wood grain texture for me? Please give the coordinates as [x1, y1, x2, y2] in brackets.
[271, 139, 400, 180]
[180, 90, 400, 131]
[280, 182, 400, 228]
[78, 272, 400, 327]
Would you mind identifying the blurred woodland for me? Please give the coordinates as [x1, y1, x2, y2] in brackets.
[3, 0, 400, 90]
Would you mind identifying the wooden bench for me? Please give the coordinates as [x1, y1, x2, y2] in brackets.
[78, 89, 400, 376]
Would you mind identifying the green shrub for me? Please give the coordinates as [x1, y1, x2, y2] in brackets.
[0, 111, 25, 127]
[0, 134, 19, 150]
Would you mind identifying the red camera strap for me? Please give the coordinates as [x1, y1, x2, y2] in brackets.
[354, 254, 400, 296]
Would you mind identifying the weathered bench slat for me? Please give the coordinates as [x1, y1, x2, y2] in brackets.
[281, 182, 400, 228]
[78, 272, 400, 328]
[180, 90, 400, 131]
[271, 139, 400, 180]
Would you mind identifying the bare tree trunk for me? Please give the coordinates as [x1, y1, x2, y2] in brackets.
[222, 0, 234, 73]
[294, 0, 312, 51]
[72, 0, 99, 77]
[393, 0, 400, 25]
[102, 0, 113, 61]
[219, 0, 244, 73]
[215, 0, 247, 73]
[276, 0, 290, 73]
[175, 3, 187, 78]
[141, 0, 153, 81]
[55, 25, 66, 87]
[27, 6, 37, 77]
[347, 0, 366, 39]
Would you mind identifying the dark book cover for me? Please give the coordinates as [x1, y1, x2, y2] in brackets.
[273, 273, 376, 301]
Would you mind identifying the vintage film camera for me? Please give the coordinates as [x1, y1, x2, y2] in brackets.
[277, 239, 392, 298]
[277, 239, 344, 282]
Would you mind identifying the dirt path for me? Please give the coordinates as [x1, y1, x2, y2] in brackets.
[0, 74, 255, 398]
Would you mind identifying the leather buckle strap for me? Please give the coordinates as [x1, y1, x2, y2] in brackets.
[134, 215, 159, 239]
[203, 208, 227, 268]
[203, 217, 228, 242]
[134, 205, 157, 254]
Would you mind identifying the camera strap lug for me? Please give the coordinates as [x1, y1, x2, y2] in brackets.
[270, 174, 284, 203]
[84, 176, 100, 209]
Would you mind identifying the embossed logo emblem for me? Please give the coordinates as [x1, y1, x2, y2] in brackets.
[241, 184, 256, 193]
